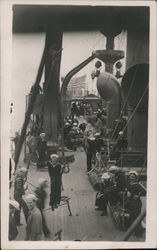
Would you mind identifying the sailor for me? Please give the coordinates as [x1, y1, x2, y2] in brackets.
[113, 131, 128, 151]
[66, 126, 76, 150]
[97, 109, 102, 119]
[36, 133, 47, 168]
[73, 118, 79, 126]
[125, 186, 143, 236]
[127, 171, 146, 199]
[25, 194, 43, 241]
[94, 132, 104, 152]
[108, 166, 127, 205]
[63, 122, 71, 142]
[71, 102, 78, 120]
[123, 170, 145, 236]
[9, 200, 20, 240]
[47, 154, 62, 211]
[79, 102, 85, 116]
[34, 178, 51, 237]
[95, 172, 116, 216]
[108, 166, 126, 191]
[27, 132, 38, 164]
[14, 167, 29, 225]
[86, 136, 97, 173]
[79, 122, 87, 133]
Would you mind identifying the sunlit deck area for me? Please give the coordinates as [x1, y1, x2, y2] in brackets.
[15, 149, 145, 242]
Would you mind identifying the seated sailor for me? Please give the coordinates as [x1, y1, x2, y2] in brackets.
[95, 172, 117, 216]
[108, 166, 127, 205]
[124, 171, 145, 236]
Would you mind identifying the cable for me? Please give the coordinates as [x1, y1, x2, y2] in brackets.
[110, 30, 146, 141]
[122, 85, 148, 134]
[109, 85, 148, 157]
[118, 153, 144, 169]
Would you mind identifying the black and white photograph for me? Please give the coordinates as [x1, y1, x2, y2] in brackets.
[1, 0, 157, 249]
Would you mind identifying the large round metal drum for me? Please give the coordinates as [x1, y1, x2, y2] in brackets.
[97, 72, 121, 102]
[97, 72, 121, 130]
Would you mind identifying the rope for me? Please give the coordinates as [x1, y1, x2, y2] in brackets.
[122, 85, 148, 133]
[115, 153, 144, 174]
[110, 31, 146, 141]
[26, 180, 39, 189]
[110, 65, 139, 141]
[109, 85, 148, 157]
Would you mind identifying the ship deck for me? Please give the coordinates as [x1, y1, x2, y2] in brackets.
[15, 148, 145, 242]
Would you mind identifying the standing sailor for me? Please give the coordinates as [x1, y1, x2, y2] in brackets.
[47, 154, 62, 211]
[36, 133, 47, 168]
[25, 194, 43, 241]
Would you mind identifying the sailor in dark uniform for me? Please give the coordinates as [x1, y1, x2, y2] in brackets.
[113, 131, 128, 151]
[86, 136, 97, 173]
[47, 154, 62, 211]
[63, 122, 71, 143]
[36, 133, 47, 168]
[95, 172, 116, 216]
[125, 171, 145, 236]
[108, 166, 126, 192]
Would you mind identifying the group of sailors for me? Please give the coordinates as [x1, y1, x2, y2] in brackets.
[9, 102, 145, 241]
[95, 166, 145, 236]
[63, 116, 87, 151]
[9, 153, 63, 241]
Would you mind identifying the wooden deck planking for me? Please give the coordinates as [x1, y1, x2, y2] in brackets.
[15, 149, 145, 241]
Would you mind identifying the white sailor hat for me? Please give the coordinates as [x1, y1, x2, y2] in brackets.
[73, 123, 78, 127]
[95, 132, 100, 136]
[89, 137, 96, 141]
[9, 200, 20, 210]
[18, 167, 28, 173]
[122, 116, 128, 120]
[129, 170, 138, 176]
[25, 194, 37, 202]
[119, 131, 124, 136]
[50, 154, 59, 159]
[40, 132, 46, 138]
[109, 166, 119, 172]
[101, 172, 111, 180]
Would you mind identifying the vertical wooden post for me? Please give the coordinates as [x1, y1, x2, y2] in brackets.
[43, 31, 63, 142]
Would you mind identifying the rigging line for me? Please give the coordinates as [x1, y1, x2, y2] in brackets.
[26, 180, 40, 189]
[109, 85, 148, 156]
[110, 65, 139, 141]
[110, 31, 146, 141]
[110, 58, 145, 141]
[124, 154, 144, 169]
[122, 85, 148, 134]
[115, 152, 126, 165]
[111, 69, 138, 140]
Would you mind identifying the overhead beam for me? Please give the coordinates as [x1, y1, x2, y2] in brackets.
[12, 5, 149, 33]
